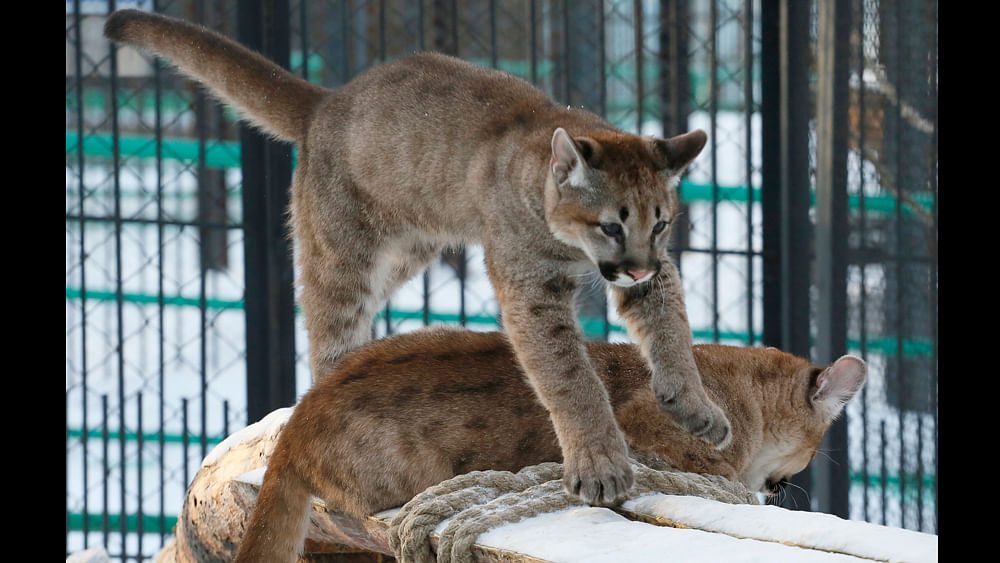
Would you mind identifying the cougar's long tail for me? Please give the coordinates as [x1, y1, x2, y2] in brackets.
[104, 9, 326, 143]
[233, 454, 314, 563]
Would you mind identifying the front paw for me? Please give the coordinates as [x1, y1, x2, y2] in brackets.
[562, 438, 634, 506]
[652, 378, 732, 449]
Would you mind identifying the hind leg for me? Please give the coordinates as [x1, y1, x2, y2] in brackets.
[297, 229, 441, 382]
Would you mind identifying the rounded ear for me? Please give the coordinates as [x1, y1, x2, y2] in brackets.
[550, 128, 597, 187]
[810, 355, 867, 420]
[650, 129, 708, 172]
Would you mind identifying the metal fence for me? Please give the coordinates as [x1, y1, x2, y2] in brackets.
[65, 0, 937, 560]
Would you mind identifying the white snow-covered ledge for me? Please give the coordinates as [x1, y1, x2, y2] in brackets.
[154, 410, 938, 563]
[471, 495, 937, 563]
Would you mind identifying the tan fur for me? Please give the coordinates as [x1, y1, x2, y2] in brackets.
[234, 328, 865, 562]
[105, 9, 730, 508]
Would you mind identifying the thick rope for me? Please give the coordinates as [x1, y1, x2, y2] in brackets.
[387, 459, 758, 563]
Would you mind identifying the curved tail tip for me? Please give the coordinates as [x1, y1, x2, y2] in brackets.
[103, 9, 147, 42]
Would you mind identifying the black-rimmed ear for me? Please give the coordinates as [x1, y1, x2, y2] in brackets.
[810, 355, 867, 421]
[649, 129, 708, 172]
[551, 128, 596, 186]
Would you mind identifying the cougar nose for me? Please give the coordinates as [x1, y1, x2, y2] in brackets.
[627, 270, 654, 282]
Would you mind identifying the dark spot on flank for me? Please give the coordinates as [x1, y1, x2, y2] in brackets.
[430, 350, 459, 364]
[350, 392, 375, 411]
[464, 417, 490, 430]
[542, 275, 576, 296]
[516, 431, 540, 455]
[619, 207, 630, 222]
[431, 379, 507, 396]
[392, 385, 420, 408]
[385, 353, 417, 366]
[337, 371, 371, 387]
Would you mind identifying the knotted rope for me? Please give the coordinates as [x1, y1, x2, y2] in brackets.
[386, 459, 758, 563]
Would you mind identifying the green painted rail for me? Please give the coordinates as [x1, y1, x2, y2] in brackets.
[65, 286, 932, 357]
[66, 130, 933, 217]
[65, 428, 227, 446]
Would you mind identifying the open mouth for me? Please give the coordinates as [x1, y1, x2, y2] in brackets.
[598, 262, 658, 287]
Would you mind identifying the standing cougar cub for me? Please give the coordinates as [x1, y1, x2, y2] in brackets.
[235, 328, 866, 562]
[105, 10, 730, 506]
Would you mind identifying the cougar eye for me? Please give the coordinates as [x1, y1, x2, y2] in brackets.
[600, 223, 623, 237]
[651, 220, 668, 235]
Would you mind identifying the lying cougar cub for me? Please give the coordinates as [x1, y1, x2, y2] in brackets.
[234, 328, 866, 562]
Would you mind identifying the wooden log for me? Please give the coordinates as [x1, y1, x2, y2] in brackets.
[153, 409, 550, 563]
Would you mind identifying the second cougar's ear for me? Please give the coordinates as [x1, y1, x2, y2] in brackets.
[550, 128, 599, 189]
[809, 355, 867, 421]
[649, 129, 708, 173]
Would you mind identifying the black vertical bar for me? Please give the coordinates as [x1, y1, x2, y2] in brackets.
[561, 0, 570, 103]
[137, 392, 144, 555]
[151, 0, 167, 547]
[195, 2, 211, 465]
[814, 0, 851, 519]
[385, 301, 393, 335]
[72, 0, 90, 548]
[929, 0, 938, 533]
[598, 0, 606, 118]
[182, 398, 190, 491]
[530, 0, 538, 85]
[880, 420, 887, 525]
[459, 249, 467, 326]
[854, 0, 870, 526]
[418, 0, 425, 50]
[599, 0, 608, 338]
[761, 0, 812, 508]
[659, 0, 690, 271]
[760, 0, 780, 354]
[917, 415, 924, 530]
[892, 0, 905, 530]
[490, 0, 497, 68]
[709, 0, 719, 343]
[223, 399, 230, 439]
[101, 395, 109, 550]
[452, 0, 459, 56]
[659, 0, 689, 138]
[240, 0, 298, 410]
[299, 1, 309, 80]
[634, 0, 644, 133]
[423, 271, 431, 325]
[107, 0, 128, 550]
[341, 1, 351, 81]
[744, 0, 754, 346]
[380, 0, 387, 62]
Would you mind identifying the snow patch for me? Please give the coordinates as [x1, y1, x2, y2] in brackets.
[200, 407, 295, 468]
[476, 505, 871, 562]
[623, 493, 937, 563]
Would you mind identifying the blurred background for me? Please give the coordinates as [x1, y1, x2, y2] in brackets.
[66, 0, 937, 560]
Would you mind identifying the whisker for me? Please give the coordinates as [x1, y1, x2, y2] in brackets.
[814, 448, 841, 466]
[778, 479, 810, 510]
